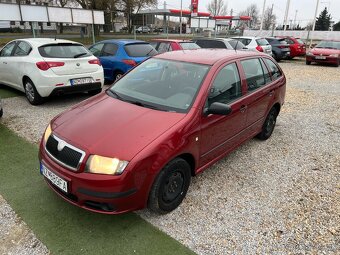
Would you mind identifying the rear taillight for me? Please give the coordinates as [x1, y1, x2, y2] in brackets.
[36, 61, 64, 71]
[122, 59, 137, 66]
[256, 45, 263, 52]
[88, 59, 101, 66]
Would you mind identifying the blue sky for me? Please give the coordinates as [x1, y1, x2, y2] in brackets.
[160, 0, 340, 26]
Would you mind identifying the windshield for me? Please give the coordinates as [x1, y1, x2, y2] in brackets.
[38, 43, 91, 58]
[179, 42, 200, 50]
[315, 41, 340, 50]
[109, 58, 210, 113]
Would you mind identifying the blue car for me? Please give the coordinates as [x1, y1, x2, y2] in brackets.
[89, 40, 157, 82]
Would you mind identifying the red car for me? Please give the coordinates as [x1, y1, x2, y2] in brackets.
[306, 40, 340, 67]
[150, 39, 200, 53]
[39, 49, 286, 214]
[277, 36, 306, 58]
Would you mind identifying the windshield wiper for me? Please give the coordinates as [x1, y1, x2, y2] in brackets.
[107, 89, 125, 101]
[73, 52, 88, 58]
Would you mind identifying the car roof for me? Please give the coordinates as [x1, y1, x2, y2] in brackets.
[231, 36, 263, 39]
[15, 38, 82, 47]
[155, 48, 261, 65]
[98, 39, 147, 45]
[150, 39, 191, 43]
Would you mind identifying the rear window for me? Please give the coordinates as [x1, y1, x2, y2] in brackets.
[38, 43, 91, 58]
[179, 42, 200, 50]
[296, 39, 305, 45]
[124, 43, 157, 57]
[256, 38, 269, 46]
[195, 40, 227, 49]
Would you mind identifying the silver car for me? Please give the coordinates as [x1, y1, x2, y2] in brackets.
[0, 97, 3, 118]
[231, 36, 272, 55]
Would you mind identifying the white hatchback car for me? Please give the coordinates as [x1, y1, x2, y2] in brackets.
[232, 36, 273, 55]
[0, 38, 104, 105]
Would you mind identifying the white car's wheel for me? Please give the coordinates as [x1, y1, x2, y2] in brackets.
[24, 78, 44, 105]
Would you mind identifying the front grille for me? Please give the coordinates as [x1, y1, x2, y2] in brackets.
[45, 135, 84, 170]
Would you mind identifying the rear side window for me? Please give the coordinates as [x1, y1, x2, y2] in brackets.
[157, 42, 171, 53]
[179, 42, 200, 50]
[256, 38, 269, 46]
[39, 44, 91, 58]
[296, 39, 304, 45]
[89, 43, 104, 57]
[13, 41, 32, 56]
[285, 38, 294, 44]
[228, 40, 245, 50]
[263, 58, 282, 80]
[124, 44, 157, 57]
[240, 39, 251, 46]
[102, 43, 118, 56]
[0, 41, 16, 56]
[241, 58, 266, 92]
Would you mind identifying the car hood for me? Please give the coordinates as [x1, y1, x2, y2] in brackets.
[52, 93, 185, 161]
[311, 48, 340, 55]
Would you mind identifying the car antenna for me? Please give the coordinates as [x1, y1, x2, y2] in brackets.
[234, 32, 241, 53]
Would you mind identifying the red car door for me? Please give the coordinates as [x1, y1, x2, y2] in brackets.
[199, 62, 248, 168]
[239, 57, 279, 135]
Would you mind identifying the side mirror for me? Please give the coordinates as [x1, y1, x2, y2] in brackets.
[205, 102, 232, 116]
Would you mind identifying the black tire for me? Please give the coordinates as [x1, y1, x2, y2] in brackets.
[273, 53, 280, 62]
[0, 108, 3, 118]
[148, 158, 191, 214]
[113, 71, 124, 83]
[24, 78, 44, 105]
[306, 60, 311, 65]
[88, 88, 102, 96]
[257, 107, 278, 140]
[335, 59, 339, 67]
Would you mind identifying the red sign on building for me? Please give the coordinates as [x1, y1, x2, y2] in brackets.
[191, 0, 199, 15]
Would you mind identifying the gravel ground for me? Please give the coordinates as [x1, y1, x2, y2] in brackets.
[0, 60, 339, 254]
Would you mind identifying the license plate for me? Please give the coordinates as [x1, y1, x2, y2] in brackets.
[315, 56, 326, 60]
[71, 78, 93, 85]
[41, 163, 68, 193]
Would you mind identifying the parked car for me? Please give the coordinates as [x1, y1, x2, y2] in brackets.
[192, 38, 247, 50]
[154, 27, 164, 33]
[0, 97, 3, 118]
[89, 40, 157, 82]
[276, 36, 306, 59]
[136, 26, 151, 33]
[39, 49, 286, 215]
[306, 40, 340, 67]
[265, 37, 291, 61]
[0, 38, 104, 105]
[150, 39, 200, 53]
[231, 36, 272, 55]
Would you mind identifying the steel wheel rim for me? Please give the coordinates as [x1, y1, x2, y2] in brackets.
[25, 82, 35, 102]
[115, 74, 123, 81]
[162, 171, 184, 203]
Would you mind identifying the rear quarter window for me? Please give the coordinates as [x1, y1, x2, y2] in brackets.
[179, 42, 200, 50]
[124, 44, 157, 57]
[39, 44, 91, 58]
[263, 58, 282, 80]
[256, 38, 269, 46]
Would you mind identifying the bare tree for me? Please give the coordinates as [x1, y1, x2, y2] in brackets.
[207, 0, 228, 16]
[239, 4, 259, 29]
[263, 6, 276, 30]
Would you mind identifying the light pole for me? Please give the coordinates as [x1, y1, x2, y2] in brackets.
[310, 0, 320, 48]
[259, 0, 266, 31]
[283, 0, 291, 30]
[179, 0, 183, 35]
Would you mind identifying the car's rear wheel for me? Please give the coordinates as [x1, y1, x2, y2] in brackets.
[24, 78, 44, 105]
[148, 158, 191, 214]
[88, 88, 102, 96]
[114, 71, 124, 82]
[306, 60, 311, 65]
[257, 107, 278, 140]
[0, 108, 3, 118]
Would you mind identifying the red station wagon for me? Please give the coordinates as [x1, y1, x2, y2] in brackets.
[150, 39, 200, 53]
[39, 49, 286, 214]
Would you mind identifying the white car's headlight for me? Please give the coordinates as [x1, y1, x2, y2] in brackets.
[85, 155, 129, 175]
[329, 53, 339, 58]
[44, 124, 52, 144]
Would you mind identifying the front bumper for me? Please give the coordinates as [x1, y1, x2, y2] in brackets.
[39, 142, 147, 214]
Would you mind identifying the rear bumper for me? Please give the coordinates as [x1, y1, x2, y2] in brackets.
[49, 82, 102, 96]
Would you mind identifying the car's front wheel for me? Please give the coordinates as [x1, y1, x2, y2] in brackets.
[0, 107, 3, 118]
[24, 78, 44, 105]
[257, 107, 278, 140]
[148, 158, 191, 214]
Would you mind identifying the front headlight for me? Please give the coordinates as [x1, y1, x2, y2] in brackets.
[44, 124, 52, 144]
[329, 54, 339, 58]
[306, 51, 314, 56]
[85, 155, 129, 175]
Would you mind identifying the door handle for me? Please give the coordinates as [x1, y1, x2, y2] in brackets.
[268, 90, 274, 97]
[240, 105, 247, 113]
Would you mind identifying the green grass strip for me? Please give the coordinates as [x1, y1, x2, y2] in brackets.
[0, 125, 195, 255]
[0, 86, 23, 98]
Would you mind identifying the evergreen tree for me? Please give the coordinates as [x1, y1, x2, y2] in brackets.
[334, 21, 340, 31]
[315, 7, 332, 31]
